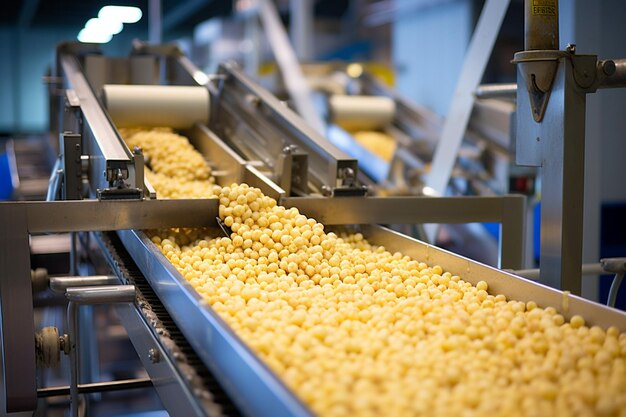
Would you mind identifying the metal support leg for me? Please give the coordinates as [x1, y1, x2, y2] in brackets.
[515, 57, 586, 294]
[70, 232, 78, 276]
[0, 206, 37, 413]
[539, 61, 586, 294]
[500, 195, 526, 270]
[66, 285, 136, 417]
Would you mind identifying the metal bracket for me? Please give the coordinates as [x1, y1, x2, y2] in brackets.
[276, 145, 308, 196]
[512, 50, 567, 122]
[61, 133, 83, 200]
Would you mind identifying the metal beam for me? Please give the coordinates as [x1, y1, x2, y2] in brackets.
[0, 199, 218, 234]
[257, 0, 326, 134]
[282, 195, 526, 269]
[424, 0, 510, 242]
[364, 0, 459, 27]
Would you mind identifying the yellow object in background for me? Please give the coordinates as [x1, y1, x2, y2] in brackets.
[352, 130, 397, 162]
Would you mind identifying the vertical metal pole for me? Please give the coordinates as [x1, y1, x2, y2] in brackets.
[538, 60, 586, 294]
[70, 232, 78, 276]
[0, 207, 37, 413]
[244, 14, 261, 76]
[68, 302, 80, 417]
[499, 196, 526, 270]
[290, 0, 314, 61]
[525, 0, 559, 50]
[516, 58, 586, 293]
[149, 0, 162, 44]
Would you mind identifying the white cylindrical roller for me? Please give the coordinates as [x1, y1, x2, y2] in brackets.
[101, 85, 210, 129]
[328, 95, 396, 131]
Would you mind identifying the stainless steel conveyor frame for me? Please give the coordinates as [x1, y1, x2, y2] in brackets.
[115, 223, 626, 417]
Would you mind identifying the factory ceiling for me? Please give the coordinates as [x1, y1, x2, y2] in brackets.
[0, 0, 233, 34]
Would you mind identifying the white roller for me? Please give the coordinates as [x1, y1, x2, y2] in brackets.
[102, 85, 210, 129]
[329, 95, 396, 131]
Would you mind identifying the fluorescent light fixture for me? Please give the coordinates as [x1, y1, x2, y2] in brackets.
[85, 17, 123, 35]
[98, 5, 143, 24]
[77, 28, 113, 44]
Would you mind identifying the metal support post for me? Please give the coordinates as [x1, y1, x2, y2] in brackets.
[290, 0, 314, 61]
[149, 0, 162, 44]
[0, 207, 36, 413]
[515, 55, 586, 294]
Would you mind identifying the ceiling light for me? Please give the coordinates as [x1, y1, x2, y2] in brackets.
[77, 28, 113, 44]
[98, 6, 143, 24]
[85, 17, 123, 35]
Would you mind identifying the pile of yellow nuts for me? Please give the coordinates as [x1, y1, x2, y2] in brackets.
[119, 127, 221, 198]
[128, 128, 626, 417]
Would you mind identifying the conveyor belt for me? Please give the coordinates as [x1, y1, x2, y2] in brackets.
[96, 231, 243, 417]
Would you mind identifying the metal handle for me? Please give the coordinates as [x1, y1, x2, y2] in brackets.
[50, 276, 120, 293]
[67, 285, 136, 417]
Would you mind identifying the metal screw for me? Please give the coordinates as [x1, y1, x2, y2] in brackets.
[60, 334, 70, 355]
[321, 185, 332, 196]
[246, 94, 261, 107]
[566, 43, 576, 53]
[536, 137, 540, 142]
[133, 146, 143, 155]
[148, 348, 160, 363]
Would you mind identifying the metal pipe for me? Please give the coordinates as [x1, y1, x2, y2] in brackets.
[69, 232, 77, 276]
[50, 276, 120, 293]
[475, 83, 517, 99]
[68, 302, 80, 417]
[149, 0, 162, 44]
[513, 262, 605, 280]
[65, 285, 135, 305]
[608, 273, 624, 308]
[524, 0, 559, 50]
[290, 0, 314, 61]
[37, 378, 153, 398]
[599, 59, 626, 89]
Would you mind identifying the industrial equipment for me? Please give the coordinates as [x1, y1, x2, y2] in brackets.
[513, 0, 626, 293]
[1, 10, 625, 413]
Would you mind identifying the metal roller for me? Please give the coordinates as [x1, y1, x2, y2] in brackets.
[328, 95, 396, 131]
[101, 85, 210, 129]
